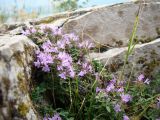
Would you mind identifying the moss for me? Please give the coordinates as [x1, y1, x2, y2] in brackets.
[2, 77, 10, 92]
[116, 40, 123, 46]
[143, 59, 160, 77]
[141, 49, 160, 76]
[150, 49, 158, 56]
[18, 102, 29, 117]
[24, 44, 34, 56]
[13, 51, 24, 67]
[109, 62, 124, 72]
[139, 37, 155, 44]
[17, 72, 28, 93]
[142, 49, 159, 76]
[137, 57, 147, 64]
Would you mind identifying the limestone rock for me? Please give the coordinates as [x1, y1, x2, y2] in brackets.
[63, 2, 160, 47]
[0, 35, 38, 120]
[89, 38, 160, 79]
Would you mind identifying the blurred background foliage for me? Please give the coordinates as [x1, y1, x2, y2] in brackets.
[0, 0, 128, 24]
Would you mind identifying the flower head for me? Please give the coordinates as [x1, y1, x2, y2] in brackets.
[121, 94, 132, 103]
[78, 40, 94, 49]
[34, 50, 53, 72]
[30, 27, 36, 33]
[22, 29, 30, 36]
[78, 62, 92, 77]
[50, 26, 62, 35]
[117, 87, 124, 93]
[123, 115, 130, 120]
[43, 113, 61, 120]
[96, 87, 102, 94]
[138, 74, 145, 82]
[106, 83, 115, 92]
[114, 104, 121, 113]
[41, 40, 58, 53]
[68, 33, 79, 41]
[144, 78, 150, 84]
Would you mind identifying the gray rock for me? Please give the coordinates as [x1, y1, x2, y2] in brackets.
[89, 38, 160, 79]
[62, 2, 160, 47]
[0, 1, 159, 119]
[0, 35, 38, 120]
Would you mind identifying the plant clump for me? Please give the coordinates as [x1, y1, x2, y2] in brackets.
[22, 25, 160, 120]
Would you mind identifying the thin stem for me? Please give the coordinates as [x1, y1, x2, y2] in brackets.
[76, 97, 86, 117]
[69, 79, 73, 112]
[51, 69, 56, 108]
[76, 77, 79, 96]
[125, 64, 134, 92]
[119, 6, 140, 81]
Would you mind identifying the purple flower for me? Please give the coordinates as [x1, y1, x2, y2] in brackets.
[43, 113, 61, 120]
[144, 78, 150, 84]
[58, 52, 72, 67]
[110, 77, 116, 84]
[62, 34, 71, 44]
[59, 72, 67, 79]
[58, 52, 72, 62]
[40, 24, 48, 32]
[69, 67, 75, 78]
[34, 60, 41, 68]
[30, 27, 36, 33]
[22, 29, 30, 36]
[78, 71, 86, 77]
[41, 40, 57, 53]
[78, 40, 94, 49]
[138, 74, 145, 82]
[42, 65, 50, 72]
[57, 40, 66, 49]
[50, 26, 62, 35]
[114, 104, 121, 113]
[43, 117, 48, 120]
[57, 52, 75, 79]
[68, 33, 79, 41]
[106, 83, 115, 92]
[78, 62, 92, 77]
[123, 115, 130, 120]
[96, 87, 102, 93]
[121, 94, 132, 103]
[82, 62, 92, 72]
[51, 113, 62, 120]
[57, 65, 63, 71]
[34, 50, 53, 72]
[38, 53, 53, 65]
[117, 87, 124, 93]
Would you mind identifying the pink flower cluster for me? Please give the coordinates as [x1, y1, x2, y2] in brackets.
[29, 25, 94, 79]
[96, 75, 132, 104]
[43, 113, 61, 120]
[136, 74, 150, 84]
[96, 74, 151, 120]
[22, 27, 36, 35]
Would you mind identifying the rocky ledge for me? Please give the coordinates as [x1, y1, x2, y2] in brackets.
[0, 1, 159, 119]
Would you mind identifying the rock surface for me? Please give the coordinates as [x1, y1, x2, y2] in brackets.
[0, 35, 38, 120]
[63, 2, 160, 47]
[0, 1, 160, 120]
[89, 38, 160, 79]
